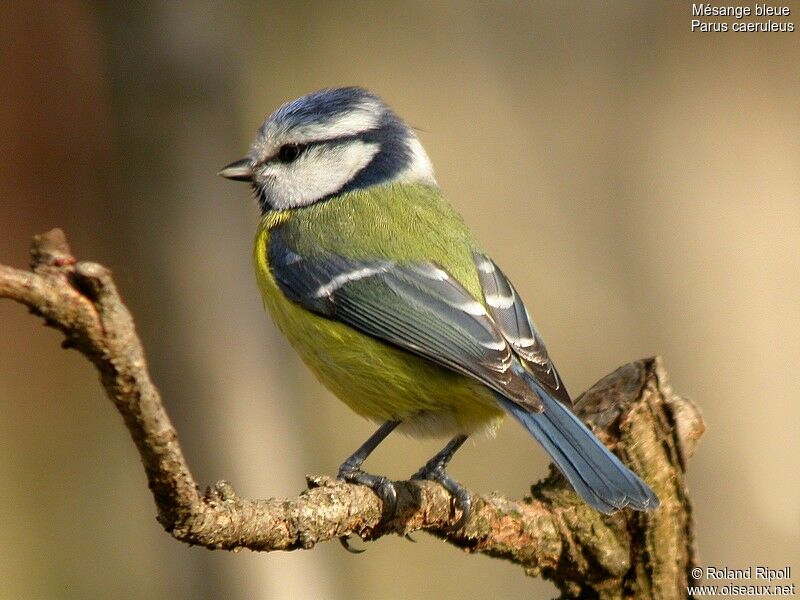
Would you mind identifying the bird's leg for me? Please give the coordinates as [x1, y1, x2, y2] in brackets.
[338, 420, 401, 516]
[337, 420, 402, 553]
[411, 434, 471, 530]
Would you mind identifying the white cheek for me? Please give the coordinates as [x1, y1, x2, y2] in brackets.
[265, 141, 380, 209]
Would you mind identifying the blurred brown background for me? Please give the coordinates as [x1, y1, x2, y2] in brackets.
[1, 2, 798, 599]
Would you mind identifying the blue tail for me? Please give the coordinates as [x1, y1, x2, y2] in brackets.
[496, 377, 659, 513]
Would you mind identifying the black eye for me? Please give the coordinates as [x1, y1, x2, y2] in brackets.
[278, 143, 304, 163]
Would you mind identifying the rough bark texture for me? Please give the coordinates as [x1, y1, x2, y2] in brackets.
[0, 229, 704, 599]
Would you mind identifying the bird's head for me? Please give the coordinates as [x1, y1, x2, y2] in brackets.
[219, 87, 436, 212]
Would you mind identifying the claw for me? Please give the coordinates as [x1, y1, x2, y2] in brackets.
[335, 473, 398, 554]
[404, 533, 417, 543]
[339, 535, 366, 554]
[338, 467, 398, 517]
[373, 476, 398, 517]
[448, 486, 472, 531]
[413, 468, 472, 530]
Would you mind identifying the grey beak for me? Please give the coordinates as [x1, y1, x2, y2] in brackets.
[218, 158, 253, 182]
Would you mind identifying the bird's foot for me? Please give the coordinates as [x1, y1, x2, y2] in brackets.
[337, 465, 398, 518]
[337, 466, 399, 554]
[411, 462, 471, 531]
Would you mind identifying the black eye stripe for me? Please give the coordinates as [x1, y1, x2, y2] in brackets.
[273, 132, 375, 165]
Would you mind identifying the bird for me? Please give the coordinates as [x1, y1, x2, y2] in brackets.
[219, 87, 659, 532]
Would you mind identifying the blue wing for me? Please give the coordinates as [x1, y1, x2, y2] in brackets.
[472, 252, 572, 406]
[268, 229, 541, 410]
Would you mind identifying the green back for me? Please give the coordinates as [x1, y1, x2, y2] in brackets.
[275, 183, 484, 299]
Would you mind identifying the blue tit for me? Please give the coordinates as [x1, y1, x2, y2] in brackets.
[219, 87, 658, 527]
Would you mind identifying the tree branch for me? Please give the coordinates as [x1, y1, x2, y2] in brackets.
[1, 229, 704, 598]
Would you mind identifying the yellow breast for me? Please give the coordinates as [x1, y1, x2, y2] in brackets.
[252, 214, 503, 438]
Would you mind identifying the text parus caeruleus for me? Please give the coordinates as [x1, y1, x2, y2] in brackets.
[219, 87, 658, 529]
